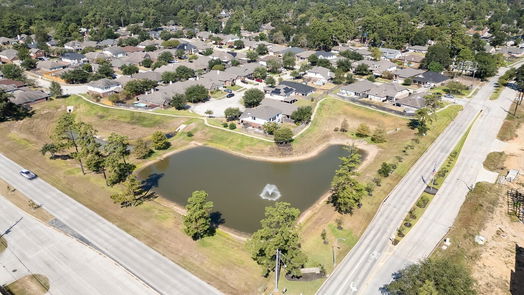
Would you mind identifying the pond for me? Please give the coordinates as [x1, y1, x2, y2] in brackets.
[138, 145, 361, 233]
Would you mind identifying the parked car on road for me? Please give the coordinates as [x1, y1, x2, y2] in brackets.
[224, 89, 233, 93]
[19, 169, 37, 180]
[226, 93, 234, 98]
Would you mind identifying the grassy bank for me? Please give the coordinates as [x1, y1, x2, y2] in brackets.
[483, 152, 507, 172]
[0, 93, 463, 294]
[498, 101, 524, 141]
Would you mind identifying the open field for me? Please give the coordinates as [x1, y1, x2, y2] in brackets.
[484, 152, 507, 172]
[0, 94, 462, 294]
[4, 274, 50, 295]
[498, 101, 524, 141]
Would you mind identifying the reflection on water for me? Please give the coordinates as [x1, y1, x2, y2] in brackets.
[138, 145, 363, 233]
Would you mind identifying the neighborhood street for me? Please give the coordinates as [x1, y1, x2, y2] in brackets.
[0, 195, 156, 295]
[0, 155, 222, 295]
[317, 62, 522, 295]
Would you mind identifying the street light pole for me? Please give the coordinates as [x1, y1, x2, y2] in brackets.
[274, 249, 280, 293]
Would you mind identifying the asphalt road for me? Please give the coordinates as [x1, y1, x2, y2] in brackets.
[0, 195, 156, 295]
[317, 63, 522, 295]
[0, 155, 222, 295]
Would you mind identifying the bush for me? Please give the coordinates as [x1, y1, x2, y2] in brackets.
[355, 123, 371, 137]
[378, 162, 396, 177]
[222, 122, 228, 128]
[416, 196, 429, 208]
[151, 131, 170, 150]
[187, 131, 194, 137]
[228, 122, 236, 130]
[340, 119, 349, 132]
[274, 127, 293, 144]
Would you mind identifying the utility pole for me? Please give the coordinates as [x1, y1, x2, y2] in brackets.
[273, 249, 280, 294]
[514, 91, 523, 116]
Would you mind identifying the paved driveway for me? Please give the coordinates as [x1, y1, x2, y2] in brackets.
[192, 91, 245, 117]
[0, 196, 156, 295]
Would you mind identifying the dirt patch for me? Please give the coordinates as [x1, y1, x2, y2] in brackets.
[504, 124, 524, 172]
[0, 179, 54, 223]
[4, 274, 50, 295]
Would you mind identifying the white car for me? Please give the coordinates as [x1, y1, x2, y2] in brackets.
[19, 169, 37, 180]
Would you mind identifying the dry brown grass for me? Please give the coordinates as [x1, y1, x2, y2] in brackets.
[0, 179, 54, 223]
[483, 152, 507, 172]
[498, 102, 524, 141]
[4, 274, 50, 295]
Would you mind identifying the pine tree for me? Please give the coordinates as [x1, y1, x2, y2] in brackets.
[183, 190, 214, 240]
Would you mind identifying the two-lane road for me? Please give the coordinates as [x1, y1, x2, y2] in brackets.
[0, 155, 222, 295]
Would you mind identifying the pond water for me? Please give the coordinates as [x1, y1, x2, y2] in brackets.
[138, 145, 360, 233]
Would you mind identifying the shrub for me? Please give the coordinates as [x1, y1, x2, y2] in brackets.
[228, 123, 236, 130]
[187, 131, 194, 137]
[222, 122, 228, 128]
[416, 196, 429, 208]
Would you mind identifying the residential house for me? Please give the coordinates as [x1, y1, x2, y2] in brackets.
[305, 66, 333, 85]
[196, 31, 212, 41]
[136, 91, 172, 108]
[0, 37, 15, 45]
[411, 71, 450, 87]
[131, 71, 163, 82]
[10, 89, 49, 105]
[61, 52, 87, 65]
[279, 81, 315, 96]
[0, 79, 26, 88]
[98, 39, 118, 47]
[85, 51, 109, 62]
[352, 60, 397, 77]
[396, 92, 427, 114]
[240, 105, 283, 128]
[36, 60, 69, 72]
[338, 80, 375, 98]
[64, 41, 83, 51]
[366, 83, 410, 102]
[498, 46, 524, 58]
[268, 44, 288, 55]
[29, 48, 45, 59]
[392, 68, 426, 81]
[122, 46, 144, 54]
[400, 53, 425, 68]
[379, 48, 402, 60]
[210, 50, 234, 63]
[331, 45, 351, 54]
[296, 50, 316, 61]
[279, 47, 305, 56]
[315, 51, 337, 60]
[177, 43, 198, 55]
[103, 47, 127, 58]
[260, 98, 298, 118]
[405, 45, 428, 54]
[138, 39, 162, 49]
[355, 48, 372, 60]
[0, 49, 19, 63]
[266, 85, 297, 103]
[187, 39, 211, 53]
[87, 79, 121, 96]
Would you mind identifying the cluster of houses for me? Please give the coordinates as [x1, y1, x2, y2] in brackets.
[0, 76, 49, 106]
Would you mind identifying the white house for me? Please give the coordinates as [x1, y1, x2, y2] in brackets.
[87, 79, 121, 96]
[240, 105, 284, 127]
[305, 66, 333, 85]
[366, 83, 410, 102]
[103, 47, 127, 58]
[338, 80, 375, 98]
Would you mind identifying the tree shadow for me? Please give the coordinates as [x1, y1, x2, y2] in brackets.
[140, 173, 164, 191]
[510, 244, 524, 295]
[208, 211, 225, 236]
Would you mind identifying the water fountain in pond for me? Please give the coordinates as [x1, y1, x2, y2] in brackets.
[259, 184, 282, 201]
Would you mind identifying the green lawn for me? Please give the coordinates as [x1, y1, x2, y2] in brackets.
[226, 85, 243, 91]
[490, 85, 504, 100]
[65, 95, 174, 128]
[210, 90, 227, 99]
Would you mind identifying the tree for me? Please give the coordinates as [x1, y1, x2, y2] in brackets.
[274, 127, 293, 144]
[253, 67, 267, 79]
[158, 51, 173, 63]
[371, 47, 381, 61]
[21, 58, 37, 70]
[330, 145, 365, 214]
[354, 63, 371, 75]
[308, 54, 319, 66]
[50, 82, 62, 98]
[202, 48, 213, 56]
[247, 202, 307, 277]
[97, 62, 114, 78]
[265, 76, 276, 87]
[256, 44, 268, 55]
[243, 88, 264, 107]
[413, 108, 432, 136]
[151, 131, 170, 150]
[282, 52, 296, 69]
[144, 45, 157, 52]
[233, 39, 244, 49]
[124, 79, 157, 96]
[120, 64, 139, 75]
[263, 122, 279, 135]
[423, 43, 451, 70]
[133, 139, 152, 159]
[110, 176, 146, 207]
[185, 85, 208, 103]
[161, 71, 177, 83]
[424, 94, 443, 111]
[208, 59, 222, 70]
[355, 123, 371, 137]
[170, 93, 187, 110]
[385, 257, 475, 295]
[224, 107, 242, 121]
[378, 162, 395, 177]
[141, 58, 153, 68]
[0, 64, 24, 80]
[475, 52, 498, 79]
[336, 59, 352, 72]
[40, 143, 59, 159]
[61, 69, 90, 84]
[403, 78, 413, 86]
[175, 66, 194, 80]
[183, 190, 215, 240]
[104, 133, 130, 164]
[428, 61, 444, 72]
[267, 58, 282, 73]
[340, 50, 363, 61]
[175, 49, 185, 59]
[246, 50, 258, 62]
[371, 127, 387, 143]
[51, 113, 85, 174]
[291, 106, 312, 124]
